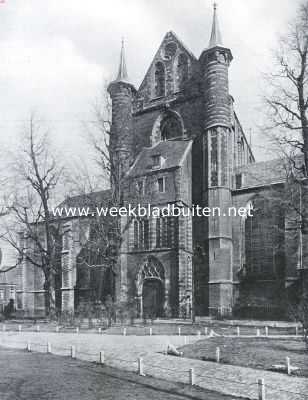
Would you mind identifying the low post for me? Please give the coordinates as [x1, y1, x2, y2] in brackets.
[99, 351, 104, 364]
[71, 345, 76, 359]
[189, 368, 195, 386]
[138, 357, 145, 376]
[216, 347, 220, 363]
[295, 326, 298, 336]
[237, 326, 240, 337]
[149, 327, 152, 336]
[76, 327, 79, 334]
[123, 327, 127, 336]
[2, 324, 6, 332]
[256, 328, 260, 337]
[36, 325, 40, 333]
[286, 357, 291, 375]
[98, 327, 102, 334]
[204, 327, 208, 336]
[265, 327, 268, 337]
[178, 327, 181, 336]
[47, 342, 51, 354]
[197, 330, 201, 339]
[258, 378, 266, 400]
[27, 342, 31, 352]
[55, 326, 59, 333]
[18, 325, 22, 333]
[184, 336, 187, 345]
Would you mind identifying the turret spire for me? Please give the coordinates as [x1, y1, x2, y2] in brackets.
[115, 38, 129, 82]
[208, 2, 223, 48]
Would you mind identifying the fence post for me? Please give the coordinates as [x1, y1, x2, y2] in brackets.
[295, 326, 298, 336]
[98, 327, 102, 334]
[71, 345, 76, 359]
[47, 342, 51, 354]
[123, 327, 127, 336]
[237, 326, 240, 337]
[204, 327, 208, 336]
[258, 378, 266, 400]
[178, 327, 181, 336]
[99, 351, 104, 364]
[286, 357, 291, 375]
[27, 341, 31, 352]
[256, 328, 260, 337]
[216, 347, 220, 363]
[184, 336, 187, 345]
[36, 325, 40, 333]
[2, 324, 6, 332]
[18, 325, 22, 333]
[138, 357, 145, 376]
[197, 330, 201, 339]
[189, 368, 195, 386]
[149, 327, 152, 336]
[265, 326, 268, 337]
[55, 326, 59, 333]
[76, 327, 79, 334]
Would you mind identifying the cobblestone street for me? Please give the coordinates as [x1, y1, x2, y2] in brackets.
[1, 332, 307, 400]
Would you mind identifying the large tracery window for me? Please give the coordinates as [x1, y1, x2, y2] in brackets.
[160, 114, 183, 141]
[177, 53, 189, 90]
[154, 62, 165, 97]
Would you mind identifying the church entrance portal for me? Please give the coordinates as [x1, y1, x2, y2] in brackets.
[142, 279, 164, 318]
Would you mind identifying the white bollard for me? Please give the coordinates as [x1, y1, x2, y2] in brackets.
[98, 327, 102, 334]
[295, 326, 298, 336]
[216, 347, 220, 363]
[189, 368, 195, 386]
[197, 330, 201, 339]
[149, 327, 152, 336]
[76, 327, 79, 334]
[204, 327, 208, 336]
[123, 327, 127, 336]
[256, 328, 261, 337]
[36, 325, 40, 332]
[27, 342, 31, 352]
[265, 327, 268, 337]
[237, 326, 240, 337]
[55, 326, 59, 333]
[18, 325, 22, 333]
[2, 324, 6, 332]
[71, 345, 76, 359]
[178, 327, 181, 336]
[138, 357, 145, 376]
[47, 342, 51, 354]
[258, 378, 266, 400]
[286, 357, 291, 375]
[99, 351, 104, 364]
[184, 336, 187, 345]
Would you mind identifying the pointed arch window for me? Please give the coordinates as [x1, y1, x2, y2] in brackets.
[154, 62, 165, 97]
[177, 53, 189, 90]
[160, 114, 183, 141]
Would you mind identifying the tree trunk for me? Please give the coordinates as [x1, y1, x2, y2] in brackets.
[44, 275, 56, 317]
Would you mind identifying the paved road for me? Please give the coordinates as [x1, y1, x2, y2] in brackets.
[0, 347, 240, 400]
[1, 332, 307, 400]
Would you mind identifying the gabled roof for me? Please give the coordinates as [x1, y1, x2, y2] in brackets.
[127, 139, 192, 178]
[138, 31, 197, 93]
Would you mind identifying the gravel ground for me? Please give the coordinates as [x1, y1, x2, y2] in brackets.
[180, 336, 308, 377]
[0, 347, 241, 400]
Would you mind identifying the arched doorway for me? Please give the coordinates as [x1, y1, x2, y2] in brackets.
[136, 256, 165, 318]
[142, 279, 164, 318]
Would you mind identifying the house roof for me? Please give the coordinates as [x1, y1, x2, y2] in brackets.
[127, 139, 192, 178]
[234, 157, 305, 189]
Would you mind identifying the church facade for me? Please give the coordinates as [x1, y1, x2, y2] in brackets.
[13, 5, 306, 319]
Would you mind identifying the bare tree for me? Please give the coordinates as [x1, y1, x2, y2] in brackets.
[1, 114, 66, 316]
[264, 1, 308, 175]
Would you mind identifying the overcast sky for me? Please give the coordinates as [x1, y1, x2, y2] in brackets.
[0, 0, 302, 168]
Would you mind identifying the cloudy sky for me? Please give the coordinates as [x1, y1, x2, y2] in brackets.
[0, 0, 301, 167]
